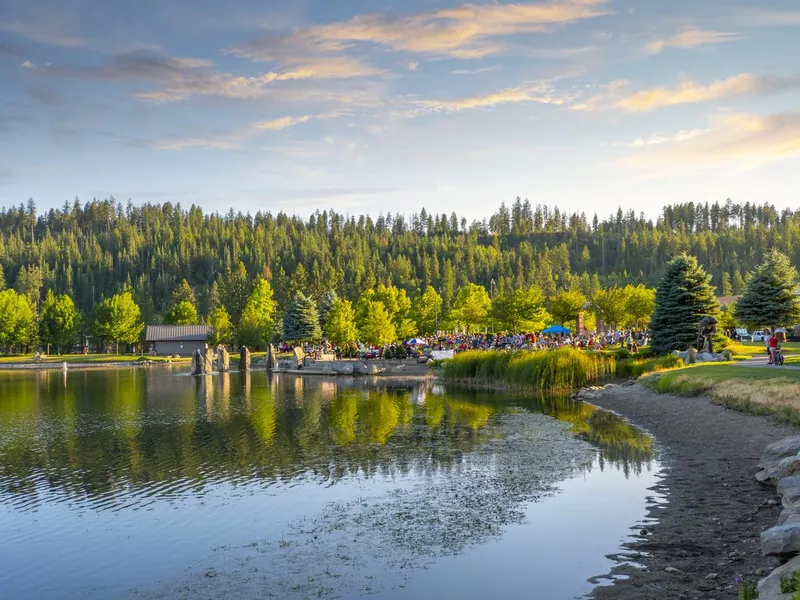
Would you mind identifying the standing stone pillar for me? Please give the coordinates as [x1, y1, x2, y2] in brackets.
[239, 346, 251, 371]
[266, 344, 277, 372]
[217, 345, 230, 372]
[192, 349, 203, 375]
[203, 347, 214, 374]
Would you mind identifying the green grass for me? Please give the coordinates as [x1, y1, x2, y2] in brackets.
[642, 362, 800, 425]
[729, 341, 799, 355]
[615, 354, 684, 378]
[442, 348, 615, 391]
[0, 353, 191, 364]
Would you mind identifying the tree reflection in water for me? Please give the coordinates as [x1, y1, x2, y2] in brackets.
[0, 369, 653, 511]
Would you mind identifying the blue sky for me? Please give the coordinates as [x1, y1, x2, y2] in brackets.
[2, 0, 800, 220]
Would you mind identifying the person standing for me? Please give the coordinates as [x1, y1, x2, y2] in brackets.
[768, 331, 779, 365]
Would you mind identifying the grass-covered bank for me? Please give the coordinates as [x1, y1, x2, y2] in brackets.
[440, 348, 688, 391]
[442, 348, 615, 391]
[642, 364, 800, 425]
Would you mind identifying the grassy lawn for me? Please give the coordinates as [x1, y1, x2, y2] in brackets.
[728, 341, 799, 356]
[642, 362, 800, 424]
[0, 354, 191, 364]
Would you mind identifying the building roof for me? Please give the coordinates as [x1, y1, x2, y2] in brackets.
[145, 325, 210, 342]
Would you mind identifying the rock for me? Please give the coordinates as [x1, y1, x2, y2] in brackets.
[760, 436, 800, 471]
[758, 456, 800, 485]
[367, 364, 381, 375]
[778, 506, 800, 526]
[353, 363, 369, 375]
[603, 383, 617, 389]
[291, 346, 305, 370]
[322, 365, 333, 375]
[203, 348, 213, 374]
[239, 347, 251, 372]
[664, 566, 682, 574]
[758, 553, 800, 598]
[391, 364, 408, 373]
[266, 344, 277, 371]
[171, 353, 181, 359]
[192, 349, 203, 375]
[761, 523, 800, 556]
[217, 345, 230, 372]
[705, 573, 718, 580]
[338, 363, 354, 376]
[756, 568, 765, 576]
[778, 476, 800, 507]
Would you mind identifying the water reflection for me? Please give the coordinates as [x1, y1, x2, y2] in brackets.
[0, 370, 653, 514]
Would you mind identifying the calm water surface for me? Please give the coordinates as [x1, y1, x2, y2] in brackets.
[0, 368, 660, 599]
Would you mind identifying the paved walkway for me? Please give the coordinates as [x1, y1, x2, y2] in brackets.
[737, 355, 800, 370]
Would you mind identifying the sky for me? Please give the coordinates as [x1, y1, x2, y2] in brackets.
[1, 0, 800, 220]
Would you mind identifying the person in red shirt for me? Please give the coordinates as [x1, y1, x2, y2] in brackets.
[769, 332, 779, 364]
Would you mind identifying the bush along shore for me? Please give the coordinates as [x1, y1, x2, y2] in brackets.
[752, 435, 800, 599]
[440, 347, 685, 392]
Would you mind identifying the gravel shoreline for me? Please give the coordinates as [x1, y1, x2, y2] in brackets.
[590, 384, 795, 600]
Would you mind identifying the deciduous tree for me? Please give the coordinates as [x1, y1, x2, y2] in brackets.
[451, 283, 491, 333]
[40, 290, 81, 353]
[93, 291, 144, 353]
[547, 290, 587, 327]
[356, 300, 396, 346]
[237, 279, 277, 349]
[324, 298, 357, 347]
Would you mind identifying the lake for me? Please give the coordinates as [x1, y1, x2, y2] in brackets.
[0, 368, 660, 599]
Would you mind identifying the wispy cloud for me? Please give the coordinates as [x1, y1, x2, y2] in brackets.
[576, 73, 800, 112]
[612, 129, 709, 148]
[452, 66, 502, 76]
[620, 113, 800, 174]
[20, 60, 36, 69]
[0, 20, 88, 47]
[643, 27, 741, 56]
[230, 0, 612, 63]
[412, 80, 572, 114]
[732, 8, 800, 27]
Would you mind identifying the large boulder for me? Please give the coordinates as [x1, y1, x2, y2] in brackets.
[778, 476, 800, 508]
[758, 455, 800, 485]
[354, 363, 369, 375]
[338, 363, 354, 375]
[758, 553, 800, 599]
[239, 347, 251, 372]
[761, 437, 800, 471]
[778, 506, 800, 526]
[761, 523, 800, 556]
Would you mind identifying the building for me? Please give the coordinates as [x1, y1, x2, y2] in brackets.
[144, 325, 210, 357]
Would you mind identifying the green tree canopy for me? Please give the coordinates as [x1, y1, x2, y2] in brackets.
[222, 262, 254, 324]
[283, 291, 322, 342]
[324, 298, 357, 347]
[357, 300, 396, 346]
[735, 250, 800, 328]
[237, 278, 277, 349]
[0, 263, 5, 291]
[93, 291, 144, 353]
[40, 290, 81, 353]
[205, 281, 222, 317]
[207, 305, 233, 346]
[650, 253, 719, 354]
[165, 300, 198, 325]
[362, 284, 417, 341]
[171, 279, 196, 307]
[450, 283, 490, 334]
[490, 287, 549, 333]
[412, 286, 443, 336]
[591, 286, 628, 330]
[547, 290, 587, 326]
[0, 288, 37, 352]
[624, 284, 656, 328]
[14, 264, 43, 308]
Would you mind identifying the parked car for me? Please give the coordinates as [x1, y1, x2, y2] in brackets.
[752, 330, 768, 342]
[735, 328, 752, 342]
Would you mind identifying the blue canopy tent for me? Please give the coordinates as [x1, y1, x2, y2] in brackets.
[541, 325, 570, 335]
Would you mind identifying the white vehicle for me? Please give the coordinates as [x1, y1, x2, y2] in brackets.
[752, 330, 768, 342]
[735, 328, 752, 342]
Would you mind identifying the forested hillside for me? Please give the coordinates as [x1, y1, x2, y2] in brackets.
[0, 197, 794, 323]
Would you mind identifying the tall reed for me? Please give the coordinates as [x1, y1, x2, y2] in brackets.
[442, 348, 614, 391]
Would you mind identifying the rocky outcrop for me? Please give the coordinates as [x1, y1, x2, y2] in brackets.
[758, 553, 800, 599]
[762, 524, 800, 556]
[779, 476, 800, 508]
[758, 437, 800, 483]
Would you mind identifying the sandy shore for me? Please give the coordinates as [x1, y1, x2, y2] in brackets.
[590, 384, 795, 599]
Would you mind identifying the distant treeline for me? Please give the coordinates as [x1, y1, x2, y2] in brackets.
[0, 197, 794, 322]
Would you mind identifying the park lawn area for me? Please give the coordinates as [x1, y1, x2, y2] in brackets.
[0, 354, 190, 364]
[642, 362, 800, 424]
[728, 341, 800, 356]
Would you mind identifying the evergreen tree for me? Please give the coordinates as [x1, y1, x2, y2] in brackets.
[207, 305, 233, 346]
[735, 250, 800, 328]
[732, 270, 746, 295]
[205, 281, 222, 317]
[412, 286, 443, 336]
[0, 263, 5, 291]
[450, 283, 490, 333]
[721, 272, 733, 296]
[649, 254, 719, 354]
[237, 279, 276, 349]
[490, 287, 549, 333]
[324, 298, 357, 347]
[222, 262, 253, 324]
[39, 290, 81, 354]
[171, 279, 196, 306]
[93, 291, 144, 353]
[282, 292, 322, 342]
[14, 264, 43, 308]
[548, 290, 587, 326]
[357, 300, 396, 346]
[318, 290, 338, 331]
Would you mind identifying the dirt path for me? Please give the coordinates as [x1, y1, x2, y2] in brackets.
[589, 384, 794, 600]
